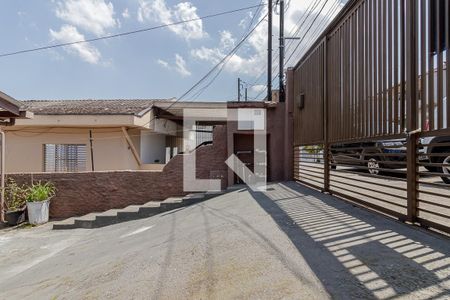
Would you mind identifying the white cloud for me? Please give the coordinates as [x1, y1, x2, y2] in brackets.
[219, 30, 235, 51]
[238, 12, 253, 29]
[55, 0, 117, 36]
[174, 54, 191, 77]
[190, 0, 346, 77]
[122, 8, 130, 19]
[251, 84, 266, 93]
[157, 59, 169, 68]
[137, 0, 206, 41]
[157, 54, 191, 77]
[49, 25, 101, 64]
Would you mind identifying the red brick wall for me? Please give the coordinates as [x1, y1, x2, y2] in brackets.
[226, 102, 288, 185]
[8, 126, 228, 219]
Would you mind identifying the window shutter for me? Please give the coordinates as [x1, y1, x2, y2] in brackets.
[44, 144, 87, 172]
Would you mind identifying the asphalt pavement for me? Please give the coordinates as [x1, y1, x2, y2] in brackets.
[0, 182, 449, 299]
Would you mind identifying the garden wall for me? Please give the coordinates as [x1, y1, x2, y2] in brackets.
[9, 126, 228, 218]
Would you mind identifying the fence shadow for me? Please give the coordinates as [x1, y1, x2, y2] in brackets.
[249, 182, 450, 299]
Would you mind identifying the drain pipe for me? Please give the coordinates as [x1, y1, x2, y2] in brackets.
[0, 129, 5, 223]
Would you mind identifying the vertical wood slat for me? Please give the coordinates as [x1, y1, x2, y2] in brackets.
[369, 0, 374, 137]
[388, 0, 393, 134]
[428, 0, 435, 131]
[382, 0, 387, 135]
[363, 1, 371, 136]
[374, 1, 381, 136]
[353, 13, 357, 138]
[446, 0, 450, 128]
[400, 0, 406, 132]
[359, 5, 364, 137]
[394, 0, 399, 134]
[420, 0, 427, 131]
[436, 0, 444, 129]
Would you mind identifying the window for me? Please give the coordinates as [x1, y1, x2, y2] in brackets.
[44, 144, 87, 172]
[195, 125, 213, 147]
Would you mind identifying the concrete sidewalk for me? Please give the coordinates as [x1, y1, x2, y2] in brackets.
[0, 182, 449, 299]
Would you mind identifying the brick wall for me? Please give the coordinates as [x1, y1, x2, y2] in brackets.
[9, 126, 228, 219]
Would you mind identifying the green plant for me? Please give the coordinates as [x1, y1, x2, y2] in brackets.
[26, 181, 56, 202]
[4, 178, 28, 212]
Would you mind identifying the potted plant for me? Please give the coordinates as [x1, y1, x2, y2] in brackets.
[4, 178, 28, 226]
[26, 181, 56, 225]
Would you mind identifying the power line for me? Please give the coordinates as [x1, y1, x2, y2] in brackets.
[139, 11, 269, 128]
[246, 0, 319, 94]
[287, 0, 341, 64]
[0, 3, 266, 58]
[189, 1, 265, 101]
[285, 0, 331, 65]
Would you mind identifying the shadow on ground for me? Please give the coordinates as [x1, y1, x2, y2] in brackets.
[250, 182, 450, 299]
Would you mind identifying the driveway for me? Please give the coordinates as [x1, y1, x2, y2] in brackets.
[0, 182, 449, 299]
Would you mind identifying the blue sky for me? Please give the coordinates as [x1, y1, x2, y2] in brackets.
[0, 0, 345, 101]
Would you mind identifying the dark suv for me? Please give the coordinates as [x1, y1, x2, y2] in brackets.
[419, 136, 450, 184]
[330, 139, 407, 175]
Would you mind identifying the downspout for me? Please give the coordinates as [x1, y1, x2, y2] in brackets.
[0, 129, 5, 223]
[89, 129, 95, 171]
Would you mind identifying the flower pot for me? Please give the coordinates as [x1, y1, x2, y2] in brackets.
[5, 209, 26, 226]
[27, 200, 50, 225]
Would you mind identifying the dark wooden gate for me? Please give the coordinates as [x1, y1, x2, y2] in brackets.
[292, 0, 450, 233]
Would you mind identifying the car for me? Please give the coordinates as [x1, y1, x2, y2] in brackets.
[330, 139, 407, 175]
[419, 136, 450, 184]
[418, 97, 449, 184]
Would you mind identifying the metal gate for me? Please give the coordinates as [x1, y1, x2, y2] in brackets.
[292, 0, 450, 233]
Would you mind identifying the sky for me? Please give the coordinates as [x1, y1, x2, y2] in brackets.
[0, 0, 346, 102]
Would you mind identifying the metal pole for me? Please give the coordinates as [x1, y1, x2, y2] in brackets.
[245, 88, 248, 101]
[0, 130, 5, 223]
[89, 129, 95, 172]
[323, 39, 329, 193]
[405, 0, 418, 223]
[268, 0, 273, 102]
[279, 0, 285, 102]
[238, 78, 241, 102]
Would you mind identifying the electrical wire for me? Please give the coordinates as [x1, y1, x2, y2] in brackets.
[0, 3, 266, 58]
[136, 11, 269, 129]
[284, 0, 331, 65]
[188, 0, 266, 101]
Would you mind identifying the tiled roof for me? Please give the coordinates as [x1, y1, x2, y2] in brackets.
[20, 99, 175, 116]
[153, 101, 228, 117]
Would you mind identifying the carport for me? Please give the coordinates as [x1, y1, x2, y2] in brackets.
[289, 0, 450, 234]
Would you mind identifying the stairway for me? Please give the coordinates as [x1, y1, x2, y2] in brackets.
[52, 191, 224, 230]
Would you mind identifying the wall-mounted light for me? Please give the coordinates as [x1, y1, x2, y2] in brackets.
[297, 93, 305, 110]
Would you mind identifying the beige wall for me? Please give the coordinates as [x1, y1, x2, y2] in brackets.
[4, 127, 140, 173]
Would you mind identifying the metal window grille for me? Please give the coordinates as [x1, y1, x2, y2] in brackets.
[195, 125, 213, 147]
[43, 144, 87, 172]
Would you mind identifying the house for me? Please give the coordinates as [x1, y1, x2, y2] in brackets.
[5, 95, 294, 218]
[6, 96, 293, 183]
[0, 90, 32, 222]
[6, 99, 227, 173]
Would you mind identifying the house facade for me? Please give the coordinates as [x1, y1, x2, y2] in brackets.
[5, 99, 227, 173]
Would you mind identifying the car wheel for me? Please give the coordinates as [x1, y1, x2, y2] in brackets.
[441, 154, 450, 184]
[367, 158, 381, 175]
[424, 165, 439, 173]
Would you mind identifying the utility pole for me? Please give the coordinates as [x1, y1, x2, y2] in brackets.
[238, 78, 241, 102]
[267, 0, 273, 102]
[279, 0, 285, 102]
[245, 87, 248, 101]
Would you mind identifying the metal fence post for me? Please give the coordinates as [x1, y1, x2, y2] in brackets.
[405, 0, 418, 223]
[323, 38, 330, 193]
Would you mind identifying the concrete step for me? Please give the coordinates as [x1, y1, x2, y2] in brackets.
[52, 191, 225, 230]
